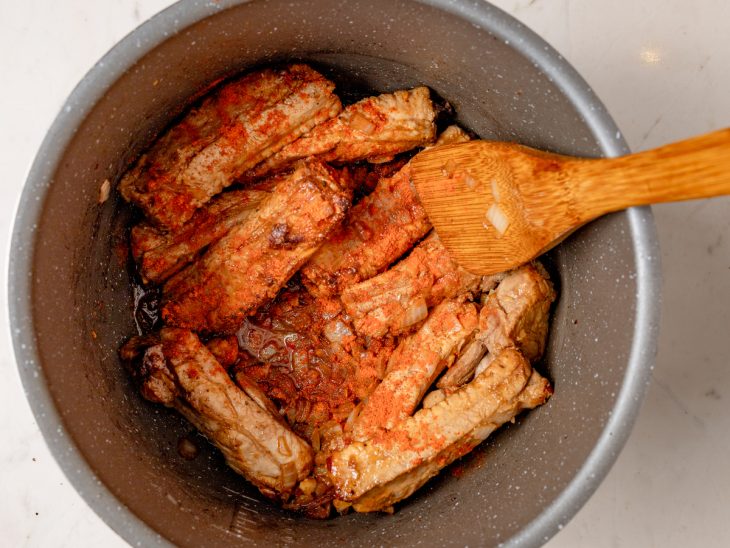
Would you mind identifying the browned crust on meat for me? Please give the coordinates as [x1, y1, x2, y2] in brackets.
[351, 299, 478, 440]
[341, 232, 481, 338]
[162, 160, 351, 334]
[244, 87, 436, 180]
[119, 64, 342, 229]
[300, 164, 430, 296]
[131, 189, 269, 284]
[329, 348, 535, 508]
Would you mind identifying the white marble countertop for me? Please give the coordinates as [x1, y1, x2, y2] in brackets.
[2, 1, 729, 546]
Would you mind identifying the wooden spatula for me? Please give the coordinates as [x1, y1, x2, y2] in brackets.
[410, 129, 730, 274]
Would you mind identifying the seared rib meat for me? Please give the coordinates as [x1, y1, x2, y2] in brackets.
[119, 64, 341, 229]
[125, 328, 314, 500]
[519, 368, 554, 409]
[329, 348, 550, 512]
[479, 263, 556, 362]
[438, 263, 554, 389]
[347, 157, 410, 198]
[436, 337, 488, 390]
[205, 335, 240, 369]
[118, 67, 558, 518]
[236, 284, 395, 445]
[351, 299, 478, 440]
[299, 123, 471, 297]
[301, 164, 430, 295]
[135, 343, 179, 406]
[341, 232, 481, 338]
[131, 189, 269, 284]
[162, 160, 351, 334]
[244, 87, 436, 180]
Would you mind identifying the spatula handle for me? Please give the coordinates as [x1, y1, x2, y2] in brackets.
[577, 128, 730, 217]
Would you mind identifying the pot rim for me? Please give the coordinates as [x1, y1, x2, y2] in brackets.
[7, 1, 661, 546]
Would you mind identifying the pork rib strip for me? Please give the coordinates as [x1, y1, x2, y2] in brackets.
[244, 87, 436, 180]
[300, 123, 472, 296]
[341, 232, 482, 338]
[125, 328, 313, 500]
[119, 64, 341, 229]
[351, 298, 478, 440]
[329, 348, 550, 512]
[131, 189, 269, 284]
[300, 164, 429, 295]
[162, 159, 350, 334]
[438, 263, 555, 389]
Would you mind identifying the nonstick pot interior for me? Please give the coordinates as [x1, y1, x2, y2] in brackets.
[9, 1, 660, 546]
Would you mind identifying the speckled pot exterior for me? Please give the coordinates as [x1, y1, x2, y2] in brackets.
[8, 1, 660, 546]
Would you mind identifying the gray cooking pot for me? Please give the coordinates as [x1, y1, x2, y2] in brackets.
[8, 0, 660, 546]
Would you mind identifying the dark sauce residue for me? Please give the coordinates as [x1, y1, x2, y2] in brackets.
[133, 281, 162, 335]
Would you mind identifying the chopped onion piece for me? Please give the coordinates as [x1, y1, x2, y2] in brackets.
[401, 297, 428, 328]
[333, 500, 352, 513]
[299, 477, 317, 496]
[464, 171, 477, 189]
[441, 158, 459, 178]
[177, 437, 199, 460]
[474, 353, 495, 378]
[323, 319, 353, 344]
[323, 422, 343, 441]
[310, 428, 322, 452]
[344, 402, 362, 432]
[485, 203, 510, 235]
[491, 180, 501, 202]
[348, 112, 375, 134]
[422, 389, 445, 409]
[98, 179, 111, 204]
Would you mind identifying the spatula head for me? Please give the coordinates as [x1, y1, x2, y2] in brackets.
[410, 141, 576, 274]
